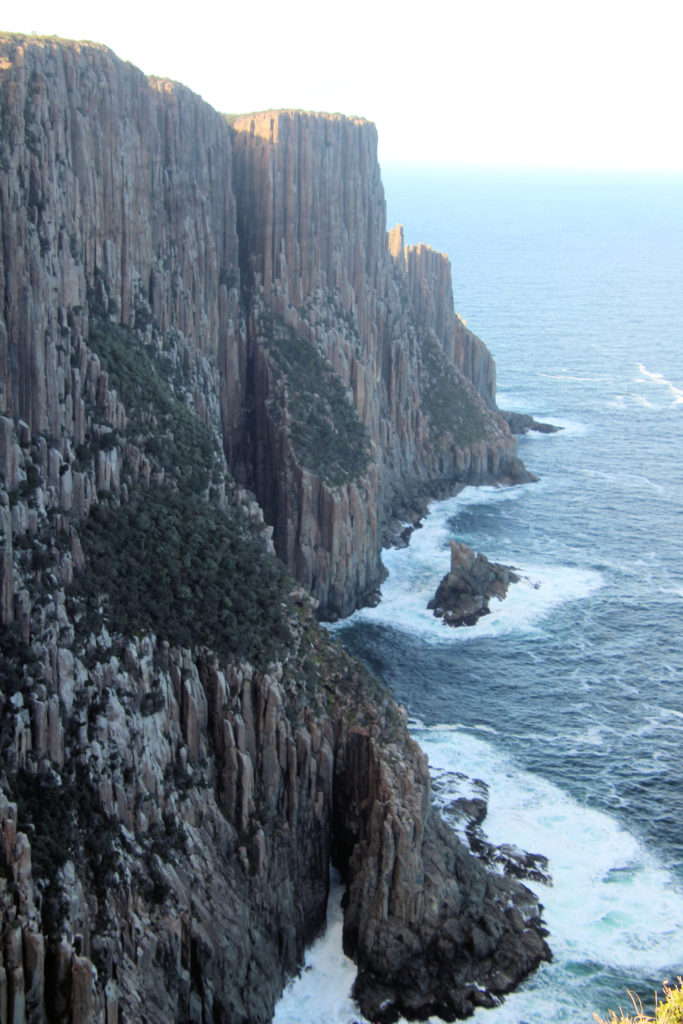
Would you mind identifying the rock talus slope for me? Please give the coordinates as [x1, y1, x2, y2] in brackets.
[0, 33, 548, 1024]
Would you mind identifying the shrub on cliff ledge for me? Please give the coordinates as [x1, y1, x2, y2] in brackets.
[259, 312, 370, 487]
[71, 485, 289, 664]
[420, 332, 488, 445]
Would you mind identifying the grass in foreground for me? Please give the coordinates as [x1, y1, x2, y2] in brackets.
[595, 980, 683, 1024]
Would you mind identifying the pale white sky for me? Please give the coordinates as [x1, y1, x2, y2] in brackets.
[4, 0, 683, 171]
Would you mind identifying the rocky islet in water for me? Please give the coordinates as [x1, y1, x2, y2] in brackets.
[428, 539, 522, 627]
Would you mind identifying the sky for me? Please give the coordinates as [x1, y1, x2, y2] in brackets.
[4, 0, 683, 171]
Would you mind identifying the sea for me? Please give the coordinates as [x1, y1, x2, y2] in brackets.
[274, 166, 683, 1023]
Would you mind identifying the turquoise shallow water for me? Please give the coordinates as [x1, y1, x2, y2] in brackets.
[277, 167, 683, 1023]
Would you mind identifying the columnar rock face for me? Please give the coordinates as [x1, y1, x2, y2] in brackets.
[230, 112, 527, 615]
[333, 719, 549, 1022]
[0, 36, 242, 440]
[0, 603, 338, 1023]
[230, 111, 386, 313]
[0, 575, 549, 1024]
[397, 236, 497, 407]
[0, 33, 549, 1024]
[0, 36, 525, 618]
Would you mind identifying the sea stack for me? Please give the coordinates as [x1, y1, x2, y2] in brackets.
[428, 539, 520, 626]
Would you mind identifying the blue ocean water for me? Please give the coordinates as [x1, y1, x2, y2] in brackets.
[275, 168, 683, 1023]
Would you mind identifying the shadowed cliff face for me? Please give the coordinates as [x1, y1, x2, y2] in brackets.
[230, 111, 528, 617]
[0, 34, 548, 1024]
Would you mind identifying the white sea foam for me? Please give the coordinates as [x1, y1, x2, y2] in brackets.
[540, 372, 614, 385]
[274, 724, 683, 1024]
[525, 415, 587, 435]
[417, 725, 683, 1023]
[335, 489, 602, 642]
[578, 467, 665, 495]
[273, 870, 363, 1024]
[495, 390, 531, 409]
[635, 363, 683, 406]
[420, 726, 683, 966]
[274, 879, 447, 1024]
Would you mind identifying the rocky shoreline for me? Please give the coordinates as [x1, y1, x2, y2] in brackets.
[434, 771, 553, 889]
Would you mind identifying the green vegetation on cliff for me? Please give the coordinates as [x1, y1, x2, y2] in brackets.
[72, 485, 289, 663]
[419, 332, 488, 444]
[70, 315, 289, 664]
[85, 316, 221, 490]
[259, 312, 370, 487]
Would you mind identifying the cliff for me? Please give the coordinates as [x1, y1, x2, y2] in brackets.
[393, 232, 497, 407]
[0, 33, 548, 1024]
[230, 113, 528, 616]
[0, 35, 527, 620]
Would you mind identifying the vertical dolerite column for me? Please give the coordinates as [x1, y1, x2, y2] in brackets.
[400, 240, 497, 406]
[0, 34, 242, 437]
[230, 110, 521, 615]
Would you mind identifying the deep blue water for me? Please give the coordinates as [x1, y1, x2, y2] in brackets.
[275, 168, 683, 1023]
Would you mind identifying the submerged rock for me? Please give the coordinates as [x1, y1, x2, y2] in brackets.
[428, 540, 520, 627]
[500, 410, 562, 435]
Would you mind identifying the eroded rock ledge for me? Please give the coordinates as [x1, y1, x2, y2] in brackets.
[501, 411, 561, 435]
[435, 770, 553, 888]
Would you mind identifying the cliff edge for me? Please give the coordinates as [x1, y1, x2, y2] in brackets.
[0, 33, 548, 1024]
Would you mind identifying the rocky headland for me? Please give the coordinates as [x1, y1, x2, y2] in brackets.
[0, 32, 549, 1023]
